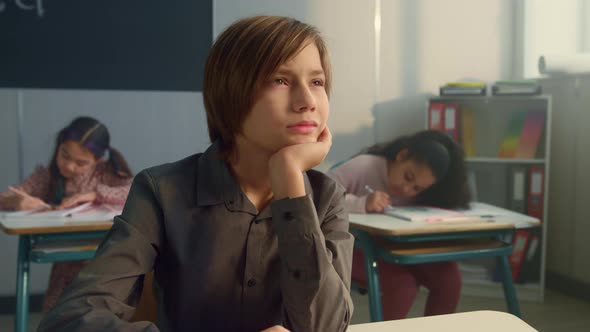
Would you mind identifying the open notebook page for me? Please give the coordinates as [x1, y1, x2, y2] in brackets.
[384, 206, 465, 222]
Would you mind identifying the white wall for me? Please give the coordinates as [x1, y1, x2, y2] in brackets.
[523, 0, 583, 78]
[0, 0, 517, 297]
[376, 0, 515, 142]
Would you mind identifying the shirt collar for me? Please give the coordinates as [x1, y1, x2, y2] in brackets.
[196, 141, 314, 217]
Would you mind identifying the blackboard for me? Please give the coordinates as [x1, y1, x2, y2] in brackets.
[0, 0, 212, 91]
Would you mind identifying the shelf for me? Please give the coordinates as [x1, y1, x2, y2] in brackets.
[431, 95, 549, 102]
[428, 94, 550, 303]
[462, 279, 543, 302]
[466, 157, 546, 164]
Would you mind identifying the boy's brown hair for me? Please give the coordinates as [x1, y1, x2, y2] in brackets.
[203, 16, 332, 159]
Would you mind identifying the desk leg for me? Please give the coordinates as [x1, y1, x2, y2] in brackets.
[497, 255, 521, 317]
[355, 232, 383, 322]
[15, 235, 31, 332]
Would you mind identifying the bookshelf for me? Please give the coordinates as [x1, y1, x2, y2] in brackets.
[426, 95, 552, 302]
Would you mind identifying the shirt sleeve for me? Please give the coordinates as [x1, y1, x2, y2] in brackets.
[270, 181, 354, 332]
[94, 169, 133, 206]
[37, 170, 163, 332]
[328, 163, 368, 214]
[0, 165, 50, 210]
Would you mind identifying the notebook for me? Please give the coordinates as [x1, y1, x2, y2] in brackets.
[0, 202, 122, 220]
[383, 205, 495, 223]
[1, 202, 94, 218]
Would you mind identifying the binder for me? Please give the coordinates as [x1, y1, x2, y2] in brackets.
[509, 230, 530, 281]
[492, 80, 542, 96]
[516, 228, 542, 284]
[461, 108, 476, 156]
[515, 111, 545, 158]
[428, 103, 445, 130]
[507, 165, 527, 213]
[498, 112, 527, 158]
[443, 103, 459, 142]
[467, 169, 478, 201]
[440, 82, 487, 96]
[527, 166, 545, 222]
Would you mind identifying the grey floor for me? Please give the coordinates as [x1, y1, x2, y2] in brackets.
[1, 288, 589, 331]
[350, 288, 590, 331]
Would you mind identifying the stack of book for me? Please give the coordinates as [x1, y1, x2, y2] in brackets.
[440, 82, 486, 96]
[492, 80, 541, 96]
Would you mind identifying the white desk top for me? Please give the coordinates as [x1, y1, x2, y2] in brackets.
[349, 202, 540, 236]
[348, 310, 538, 332]
[0, 208, 116, 235]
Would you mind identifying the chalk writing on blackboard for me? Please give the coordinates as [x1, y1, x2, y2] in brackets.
[0, 0, 45, 17]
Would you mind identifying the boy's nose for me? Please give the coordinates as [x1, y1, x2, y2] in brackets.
[293, 86, 316, 112]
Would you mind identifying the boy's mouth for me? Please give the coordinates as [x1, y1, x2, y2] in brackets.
[287, 120, 318, 134]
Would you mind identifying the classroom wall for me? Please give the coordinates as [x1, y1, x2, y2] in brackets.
[0, 0, 517, 298]
[375, 0, 516, 142]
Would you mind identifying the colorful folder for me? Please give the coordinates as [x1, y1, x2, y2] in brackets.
[428, 103, 445, 130]
[509, 230, 530, 281]
[527, 166, 545, 223]
[498, 112, 527, 158]
[428, 102, 460, 142]
[444, 103, 459, 142]
[508, 165, 527, 213]
[515, 111, 545, 158]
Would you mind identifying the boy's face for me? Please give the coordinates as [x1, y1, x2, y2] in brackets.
[238, 43, 329, 153]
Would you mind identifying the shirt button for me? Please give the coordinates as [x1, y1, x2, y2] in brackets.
[283, 211, 294, 221]
[292, 270, 301, 280]
[247, 278, 257, 287]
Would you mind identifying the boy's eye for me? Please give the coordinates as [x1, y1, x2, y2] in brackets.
[312, 79, 324, 86]
[274, 78, 287, 85]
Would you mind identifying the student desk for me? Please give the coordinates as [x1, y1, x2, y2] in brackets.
[349, 202, 540, 322]
[347, 310, 539, 332]
[0, 215, 113, 332]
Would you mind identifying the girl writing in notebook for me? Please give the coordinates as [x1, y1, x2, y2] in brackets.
[39, 16, 353, 332]
[329, 129, 470, 320]
[0, 116, 133, 311]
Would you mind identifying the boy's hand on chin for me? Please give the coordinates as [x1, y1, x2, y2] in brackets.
[269, 126, 332, 172]
[268, 127, 332, 199]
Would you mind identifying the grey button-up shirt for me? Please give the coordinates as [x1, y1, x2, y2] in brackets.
[38, 143, 354, 332]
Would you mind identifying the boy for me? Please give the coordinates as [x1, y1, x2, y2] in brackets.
[39, 16, 353, 332]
